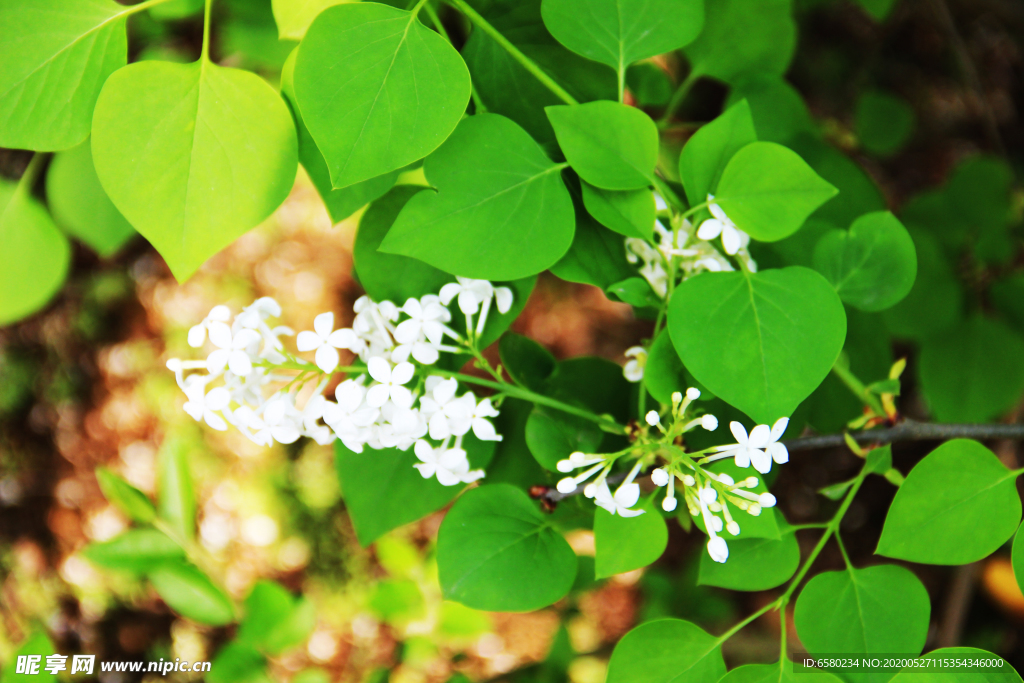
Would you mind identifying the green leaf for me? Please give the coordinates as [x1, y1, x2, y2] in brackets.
[856, 90, 915, 157]
[594, 499, 668, 578]
[499, 332, 556, 392]
[720, 660, 845, 683]
[668, 267, 847, 424]
[812, 211, 918, 312]
[795, 565, 930, 683]
[83, 529, 184, 572]
[889, 649, 1022, 683]
[91, 59, 297, 281]
[698, 523, 799, 590]
[607, 278, 660, 308]
[354, 185, 453, 303]
[46, 139, 135, 256]
[437, 484, 577, 611]
[724, 75, 814, 145]
[546, 101, 658, 190]
[644, 330, 689, 405]
[788, 136, 886, 227]
[877, 439, 1022, 565]
[678, 99, 757, 207]
[919, 316, 1024, 423]
[484, 398, 551, 489]
[1015, 524, 1024, 597]
[0, 0, 128, 151]
[627, 62, 674, 107]
[715, 141, 838, 242]
[550, 200, 635, 289]
[881, 229, 962, 341]
[281, 48, 399, 224]
[525, 408, 602, 470]
[461, 0, 617, 144]
[581, 182, 655, 239]
[148, 561, 235, 625]
[540, 0, 703, 73]
[2, 632, 57, 683]
[683, 0, 796, 84]
[95, 466, 155, 523]
[0, 177, 71, 326]
[272, 0, 350, 40]
[606, 619, 726, 683]
[238, 580, 315, 655]
[293, 2, 470, 189]
[368, 579, 426, 623]
[335, 435, 495, 546]
[208, 641, 267, 683]
[157, 436, 196, 541]
[381, 114, 575, 280]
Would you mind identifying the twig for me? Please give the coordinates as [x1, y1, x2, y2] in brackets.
[936, 561, 981, 647]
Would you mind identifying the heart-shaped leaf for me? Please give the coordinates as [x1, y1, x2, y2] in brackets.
[668, 267, 847, 423]
[594, 499, 668, 578]
[698, 522, 799, 590]
[380, 114, 575, 281]
[92, 59, 297, 281]
[813, 211, 917, 312]
[719, 660, 845, 683]
[293, 2, 470, 189]
[678, 99, 757, 206]
[581, 182, 655, 239]
[606, 619, 726, 683]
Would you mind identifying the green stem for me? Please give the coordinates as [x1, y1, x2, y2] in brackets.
[423, 3, 488, 113]
[410, 0, 431, 15]
[200, 0, 213, 61]
[659, 72, 698, 127]
[712, 600, 775, 648]
[618, 64, 626, 103]
[652, 175, 686, 211]
[448, 0, 578, 106]
[831, 356, 886, 417]
[15, 154, 45, 197]
[679, 199, 710, 220]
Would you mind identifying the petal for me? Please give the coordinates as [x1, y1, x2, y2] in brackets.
[614, 482, 640, 508]
[436, 467, 461, 486]
[439, 447, 469, 471]
[734, 448, 751, 468]
[207, 321, 233, 350]
[411, 342, 439, 366]
[204, 411, 228, 431]
[228, 351, 253, 377]
[367, 356, 392, 384]
[748, 424, 771, 449]
[414, 439, 436, 464]
[729, 421, 748, 444]
[336, 381, 365, 412]
[296, 330, 322, 352]
[391, 344, 412, 363]
[422, 320, 445, 346]
[617, 506, 645, 518]
[433, 377, 458, 405]
[365, 384, 390, 408]
[315, 345, 340, 374]
[709, 201, 727, 221]
[187, 325, 207, 348]
[263, 399, 287, 425]
[721, 226, 741, 255]
[697, 218, 724, 241]
[413, 462, 437, 479]
[313, 312, 335, 338]
[209, 304, 232, 321]
[472, 417, 500, 441]
[394, 319, 421, 344]
[328, 328, 359, 349]
[206, 349, 230, 374]
[390, 385, 414, 410]
[770, 417, 790, 441]
[750, 449, 772, 474]
[494, 287, 514, 314]
[458, 290, 479, 314]
[769, 442, 789, 464]
[438, 282, 461, 305]
[233, 328, 261, 349]
[272, 426, 301, 444]
[428, 412, 451, 440]
[391, 362, 415, 385]
[402, 298, 423, 317]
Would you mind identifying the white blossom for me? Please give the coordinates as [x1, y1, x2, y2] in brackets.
[297, 312, 359, 374]
[764, 417, 790, 465]
[696, 194, 750, 256]
[413, 440, 484, 486]
[623, 346, 646, 382]
[365, 357, 416, 409]
[206, 327, 261, 377]
[188, 305, 231, 348]
[182, 381, 230, 431]
[593, 479, 644, 517]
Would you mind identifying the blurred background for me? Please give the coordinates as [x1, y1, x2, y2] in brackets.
[2, 0, 1024, 681]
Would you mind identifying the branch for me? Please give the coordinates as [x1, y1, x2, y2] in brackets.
[785, 419, 1024, 451]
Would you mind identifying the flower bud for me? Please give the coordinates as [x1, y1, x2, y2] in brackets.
[682, 474, 696, 487]
[686, 387, 701, 400]
[569, 451, 587, 464]
[166, 358, 183, 371]
[707, 536, 729, 563]
[699, 487, 717, 504]
[556, 459, 574, 473]
[671, 391, 683, 404]
[556, 477, 577, 493]
[651, 468, 670, 487]
[717, 474, 734, 486]
[645, 410, 660, 426]
[662, 495, 677, 512]
[726, 520, 740, 536]
[745, 476, 759, 488]
[759, 492, 777, 508]
[710, 515, 724, 532]
[701, 414, 719, 431]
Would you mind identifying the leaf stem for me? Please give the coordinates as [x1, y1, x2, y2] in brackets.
[423, 3, 487, 113]
[200, 0, 213, 61]
[447, 0, 578, 106]
[830, 355, 886, 417]
[652, 175, 687, 212]
[712, 600, 775, 648]
[123, 0, 179, 16]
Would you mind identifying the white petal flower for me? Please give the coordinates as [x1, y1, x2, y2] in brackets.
[206, 327, 260, 377]
[297, 312, 361, 374]
[714, 421, 770, 470]
[765, 417, 790, 465]
[413, 440, 484, 486]
[262, 396, 301, 444]
[593, 480, 645, 517]
[696, 194, 750, 256]
[707, 536, 729, 563]
[182, 381, 230, 431]
[623, 346, 647, 382]
[365, 357, 415, 409]
[188, 305, 231, 348]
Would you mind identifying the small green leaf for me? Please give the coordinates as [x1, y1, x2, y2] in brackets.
[526, 408, 602, 470]
[381, 114, 575, 280]
[594, 499, 668, 578]
[865, 445, 893, 475]
[606, 278, 660, 308]
[499, 332, 556, 392]
[335, 435, 495, 547]
[271, 0, 350, 40]
[684, 0, 796, 84]
[158, 436, 196, 541]
[795, 565, 930, 683]
[208, 641, 268, 683]
[540, 0, 703, 72]
[95, 466, 155, 523]
[83, 529, 184, 572]
[698, 523, 799, 590]
[606, 619, 726, 683]
[0, 177, 71, 326]
[668, 267, 847, 424]
[293, 3, 470, 188]
[46, 139, 135, 256]
[2, 632, 57, 683]
[813, 211, 918, 312]
[238, 581, 315, 655]
[719, 660, 844, 683]
[91, 59, 297, 281]
[819, 478, 855, 501]
[877, 439, 1021, 565]
[0, 0, 128, 151]
[881, 229, 962, 341]
[581, 182, 655, 239]
[678, 99, 757, 206]
[550, 201, 635, 289]
[918, 316, 1024, 424]
[856, 90, 915, 157]
[889, 649, 1022, 683]
[148, 561, 235, 625]
[437, 484, 577, 611]
[546, 101, 658, 190]
[724, 75, 814, 145]
[353, 185, 453, 303]
[714, 141, 838, 242]
[644, 330, 689, 405]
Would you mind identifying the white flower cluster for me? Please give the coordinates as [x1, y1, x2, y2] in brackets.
[167, 278, 514, 487]
[625, 194, 757, 301]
